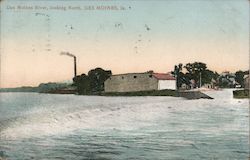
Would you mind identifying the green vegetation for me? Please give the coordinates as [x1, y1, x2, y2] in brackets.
[37, 83, 71, 93]
[235, 70, 249, 88]
[233, 89, 249, 99]
[173, 63, 182, 89]
[173, 62, 219, 88]
[0, 83, 71, 93]
[73, 68, 112, 95]
[173, 62, 249, 89]
[235, 71, 245, 87]
[0, 86, 38, 92]
[218, 70, 249, 88]
[99, 89, 178, 97]
[184, 62, 219, 86]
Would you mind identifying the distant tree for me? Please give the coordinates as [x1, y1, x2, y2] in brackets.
[235, 70, 247, 87]
[173, 63, 183, 89]
[172, 62, 220, 89]
[244, 70, 249, 75]
[218, 72, 235, 88]
[219, 79, 230, 88]
[214, 71, 220, 78]
[38, 82, 70, 93]
[201, 69, 219, 85]
[88, 68, 112, 93]
[184, 62, 207, 87]
[73, 68, 112, 94]
[73, 74, 91, 94]
[179, 72, 188, 85]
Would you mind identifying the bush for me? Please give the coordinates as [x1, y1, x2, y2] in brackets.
[233, 89, 249, 99]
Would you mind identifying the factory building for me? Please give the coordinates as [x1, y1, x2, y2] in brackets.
[104, 72, 176, 92]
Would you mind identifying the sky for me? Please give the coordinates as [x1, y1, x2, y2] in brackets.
[0, 0, 249, 88]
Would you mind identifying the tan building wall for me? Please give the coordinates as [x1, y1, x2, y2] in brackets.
[104, 73, 158, 92]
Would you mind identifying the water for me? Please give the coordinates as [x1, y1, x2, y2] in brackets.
[0, 89, 249, 159]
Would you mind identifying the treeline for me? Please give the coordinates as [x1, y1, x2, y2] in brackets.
[0, 82, 71, 93]
[173, 62, 219, 89]
[0, 86, 38, 92]
[73, 68, 112, 94]
[173, 62, 249, 89]
[231, 70, 249, 88]
[37, 82, 71, 93]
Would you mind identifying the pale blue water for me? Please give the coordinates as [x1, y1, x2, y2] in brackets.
[0, 90, 249, 159]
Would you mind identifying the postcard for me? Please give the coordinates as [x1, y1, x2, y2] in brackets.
[0, 0, 249, 159]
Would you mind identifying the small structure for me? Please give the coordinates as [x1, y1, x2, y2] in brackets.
[189, 79, 196, 89]
[202, 78, 217, 89]
[180, 83, 189, 90]
[202, 83, 214, 89]
[218, 72, 237, 88]
[104, 72, 176, 92]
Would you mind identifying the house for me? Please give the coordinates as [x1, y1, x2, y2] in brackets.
[218, 72, 237, 88]
[202, 83, 214, 89]
[244, 75, 249, 89]
[104, 72, 176, 92]
[202, 78, 217, 89]
[180, 83, 190, 90]
[189, 79, 196, 89]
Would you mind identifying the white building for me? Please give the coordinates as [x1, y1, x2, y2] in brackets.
[153, 73, 176, 90]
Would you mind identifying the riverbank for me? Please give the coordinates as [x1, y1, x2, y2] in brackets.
[0, 87, 213, 99]
[233, 89, 249, 99]
[99, 89, 178, 97]
[98, 90, 213, 99]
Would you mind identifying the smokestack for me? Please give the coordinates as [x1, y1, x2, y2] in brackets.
[60, 52, 77, 77]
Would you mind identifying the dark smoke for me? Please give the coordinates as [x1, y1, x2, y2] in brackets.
[60, 52, 75, 58]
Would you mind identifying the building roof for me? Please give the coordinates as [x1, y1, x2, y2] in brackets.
[110, 72, 149, 77]
[109, 72, 176, 80]
[152, 73, 176, 80]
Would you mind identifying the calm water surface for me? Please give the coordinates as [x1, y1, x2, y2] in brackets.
[0, 89, 249, 159]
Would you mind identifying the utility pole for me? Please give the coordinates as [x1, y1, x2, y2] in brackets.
[199, 72, 202, 88]
[174, 65, 178, 91]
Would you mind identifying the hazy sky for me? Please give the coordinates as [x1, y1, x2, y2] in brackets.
[1, 0, 249, 88]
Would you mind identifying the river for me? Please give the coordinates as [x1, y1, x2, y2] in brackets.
[0, 89, 249, 159]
